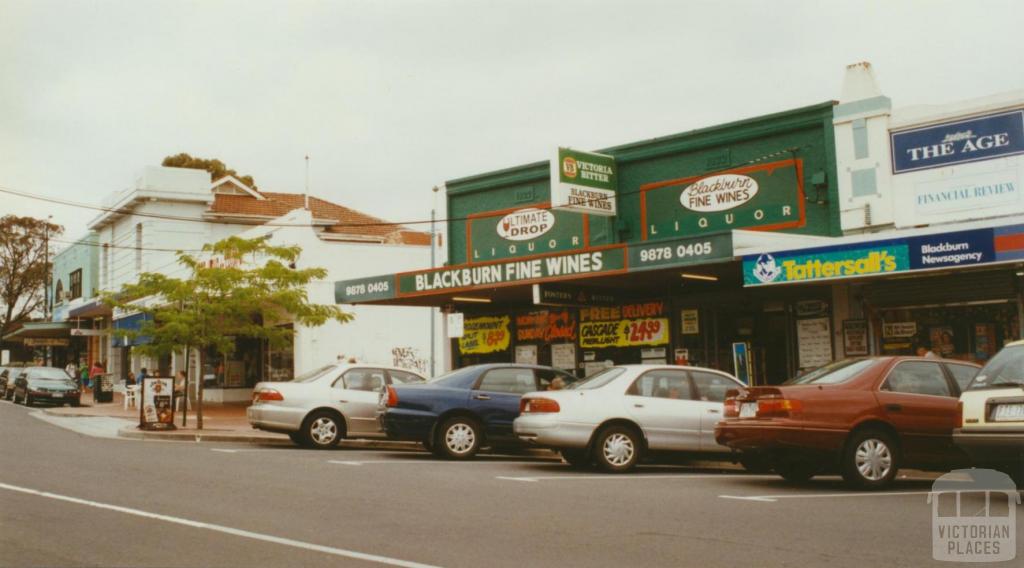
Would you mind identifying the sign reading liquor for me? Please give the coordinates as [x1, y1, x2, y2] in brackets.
[551, 147, 618, 216]
[468, 205, 586, 262]
[891, 109, 1024, 174]
[398, 247, 627, 295]
[641, 159, 805, 238]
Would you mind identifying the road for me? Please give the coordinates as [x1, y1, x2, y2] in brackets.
[1, 400, 1019, 568]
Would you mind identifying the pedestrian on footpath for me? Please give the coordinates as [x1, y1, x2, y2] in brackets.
[88, 361, 104, 390]
[136, 367, 148, 386]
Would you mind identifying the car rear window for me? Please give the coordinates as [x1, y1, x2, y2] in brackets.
[290, 365, 337, 383]
[968, 345, 1024, 389]
[569, 367, 626, 390]
[786, 358, 877, 385]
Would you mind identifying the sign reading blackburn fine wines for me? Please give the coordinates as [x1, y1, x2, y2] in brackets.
[400, 247, 627, 295]
[642, 159, 805, 238]
[551, 147, 618, 216]
[469, 206, 586, 262]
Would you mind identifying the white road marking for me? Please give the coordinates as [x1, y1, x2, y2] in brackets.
[0, 481, 441, 568]
[718, 490, 936, 503]
[495, 473, 768, 482]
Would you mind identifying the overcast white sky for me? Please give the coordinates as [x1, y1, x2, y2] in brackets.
[2, 0, 1022, 247]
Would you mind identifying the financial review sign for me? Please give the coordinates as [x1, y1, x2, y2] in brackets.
[891, 110, 1024, 174]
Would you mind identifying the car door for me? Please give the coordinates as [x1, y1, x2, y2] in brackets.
[689, 370, 741, 452]
[468, 367, 537, 442]
[875, 360, 961, 465]
[624, 369, 701, 451]
[332, 368, 388, 435]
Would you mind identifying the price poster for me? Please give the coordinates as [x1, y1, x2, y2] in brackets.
[458, 315, 511, 354]
[140, 377, 175, 430]
[515, 344, 538, 365]
[551, 343, 577, 370]
[579, 318, 670, 348]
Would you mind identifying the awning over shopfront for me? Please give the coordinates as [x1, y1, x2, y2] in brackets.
[2, 321, 73, 346]
[334, 232, 734, 306]
[67, 298, 112, 319]
[736, 216, 1024, 287]
[112, 313, 153, 347]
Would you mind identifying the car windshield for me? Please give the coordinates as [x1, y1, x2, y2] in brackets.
[968, 345, 1024, 389]
[290, 365, 337, 383]
[785, 358, 877, 385]
[32, 368, 75, 381]
[568, 367, 626, 390]
[32, 378, 77, 388]
[428, 366, 481, 386]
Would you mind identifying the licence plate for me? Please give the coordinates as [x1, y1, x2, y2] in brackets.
[739, 402, 758, 418]
[993, 403, 1024, 421]
[52, 392, 63, 398]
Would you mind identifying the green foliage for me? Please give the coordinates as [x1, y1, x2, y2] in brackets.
[103, 235, 351, 369]
[161, 153, 257, 189]
[0, 215, 63, 336]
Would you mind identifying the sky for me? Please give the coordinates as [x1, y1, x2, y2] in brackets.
[2, 0, 1022, 250]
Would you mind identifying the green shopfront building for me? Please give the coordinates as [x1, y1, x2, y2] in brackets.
[338, 102, 842, 385]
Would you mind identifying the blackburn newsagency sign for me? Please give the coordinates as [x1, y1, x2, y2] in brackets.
[335, 233, 732, 303]
[742, 224, 1024, 286]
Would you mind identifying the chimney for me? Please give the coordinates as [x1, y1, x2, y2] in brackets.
[840, 61, 883, 103]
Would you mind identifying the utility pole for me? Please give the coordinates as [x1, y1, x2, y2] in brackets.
[44, 215, 52, 365]
[429, 186, 439, 376]
[304, 155, 310, 210]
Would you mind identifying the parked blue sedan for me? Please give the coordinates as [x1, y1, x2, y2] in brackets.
[381, 364, 578, 459]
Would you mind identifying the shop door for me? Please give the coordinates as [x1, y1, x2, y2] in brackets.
[761, 313, 792, 385]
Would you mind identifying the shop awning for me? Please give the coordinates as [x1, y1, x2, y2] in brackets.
[2, 321, 73, 346]
[737, 216, 1024, 287]
[334, 232, 736, 307]
[112, 313, 153, 347]
[67, 297, 112, 319]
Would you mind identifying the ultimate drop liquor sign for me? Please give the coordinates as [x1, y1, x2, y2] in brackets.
[551, 147, 618, 216]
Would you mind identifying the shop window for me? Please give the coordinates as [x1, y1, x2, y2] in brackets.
[690, 371, 735, 402]
[852, 118, 869, 159]
[69, 269, 82, 300]
[627, 370, 692, 400]
[851, 168, 877, 198]
[883, 362, 952, 397]
[340, 368, 386, 392]
[54, 280, 64, 304]
[477, 368, 536, 394]
[203, 337, 263, 388]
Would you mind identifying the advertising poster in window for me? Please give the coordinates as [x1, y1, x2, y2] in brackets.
[458, 315, 511, 354]
[732, 342, 751, 385]
[796, 317, 833, 369]
[680, 309, 700, 335]
[140, 377, 175, 430]
[515, 344, 538, 365]
[843, 319, 870, 356]
[551, 343, 576, 371]
[515, 310, 577, 343]
[579, 301, 669, 348]
[928, 326, 956, 358]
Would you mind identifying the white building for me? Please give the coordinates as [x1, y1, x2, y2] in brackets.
[85, 165, 441, 402]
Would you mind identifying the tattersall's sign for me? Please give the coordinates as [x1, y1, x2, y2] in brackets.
[891, 109, 1024, 174]
[468, 205, 587, 262]
[551, 147, 618, 216]
[399, 247, 627, 295]
[743, 225, 1017, 286]
[641, 159, 805, 238]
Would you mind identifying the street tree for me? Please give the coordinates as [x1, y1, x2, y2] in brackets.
[161, 153, 258, 189]
[0, 215, 63, 339]
[104, 236, 351, 428]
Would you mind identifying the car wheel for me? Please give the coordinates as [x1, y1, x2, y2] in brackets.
[434, 416, 481, 460]
[774, 460, 819, 483]
[739, 454, 773, 474]
[302, 411, 343, 449]
[561, 449, 592, 469]
[841, 429, 899, 490]
[593, 425, 641, 473]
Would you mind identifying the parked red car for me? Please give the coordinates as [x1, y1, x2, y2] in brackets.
[715, 356, 980, 489]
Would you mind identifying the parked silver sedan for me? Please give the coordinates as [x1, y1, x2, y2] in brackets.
[514, 365, 746, 472]
[248, 363, 426, 448]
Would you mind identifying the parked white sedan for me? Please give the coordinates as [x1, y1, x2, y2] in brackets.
[248, 363, 426, 448]
[514, 365, 745, 472]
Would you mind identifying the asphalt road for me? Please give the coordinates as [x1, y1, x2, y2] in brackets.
[1, 400, 1020, 568]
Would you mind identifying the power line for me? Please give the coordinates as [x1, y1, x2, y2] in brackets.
[0, 146, 805, 231]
